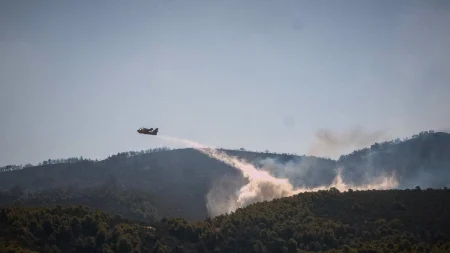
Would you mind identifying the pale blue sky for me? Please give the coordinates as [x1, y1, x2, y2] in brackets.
[1, 0, 449, 166]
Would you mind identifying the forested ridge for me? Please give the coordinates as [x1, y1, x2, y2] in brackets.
[0, 130, 449, 222]
[0, 131, 450, 220]
[1, 188, 450, 253]
[337, 131, 450, 189]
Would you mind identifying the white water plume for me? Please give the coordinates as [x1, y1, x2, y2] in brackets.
[158, 135, 399, 217]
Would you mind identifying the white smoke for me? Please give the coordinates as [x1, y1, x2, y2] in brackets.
[158, 135, 399, 217]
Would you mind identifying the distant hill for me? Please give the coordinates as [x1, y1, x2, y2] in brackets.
[1, 130, 449, 221]
[338, 130, 450, 189]
[0, 148, 247, 220]
[0, 148, 335, 220]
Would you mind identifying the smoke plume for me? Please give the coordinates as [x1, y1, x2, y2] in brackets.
[158, 134, 399, 217]
[308, 127, 392, 158]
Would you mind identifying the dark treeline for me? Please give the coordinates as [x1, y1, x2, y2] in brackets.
[1, 188, 450, 253]
[0, 146, 174, 172]
[0, 179, 161, 224]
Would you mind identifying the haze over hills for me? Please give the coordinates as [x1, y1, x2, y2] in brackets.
[1, 130, 449, 222]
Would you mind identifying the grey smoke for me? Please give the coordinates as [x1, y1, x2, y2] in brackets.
[205, 173, 243, 217]
[438, 127, 450, 134]
[401, 169, 450, 189]
[257, 156, 337, 188]
[308, 127, 392, 158]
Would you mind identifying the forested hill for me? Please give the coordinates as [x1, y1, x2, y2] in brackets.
[0, 148, 245, 220]
[1, 188, 450, 253]
[0, 130, 449, 221]
[0, 148, 335, 220]
[337, 130, 450, 189]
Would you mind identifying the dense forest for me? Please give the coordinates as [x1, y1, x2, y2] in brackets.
[1, 188, 449, 252]
[0, 181, 161, 224]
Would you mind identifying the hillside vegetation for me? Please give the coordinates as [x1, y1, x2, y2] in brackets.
[338, 131, 450, 189]
[0, 181, 161, 224]
[1, 188, 449, 253]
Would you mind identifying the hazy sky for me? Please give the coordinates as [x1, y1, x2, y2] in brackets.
[1, 0, 449, 166]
